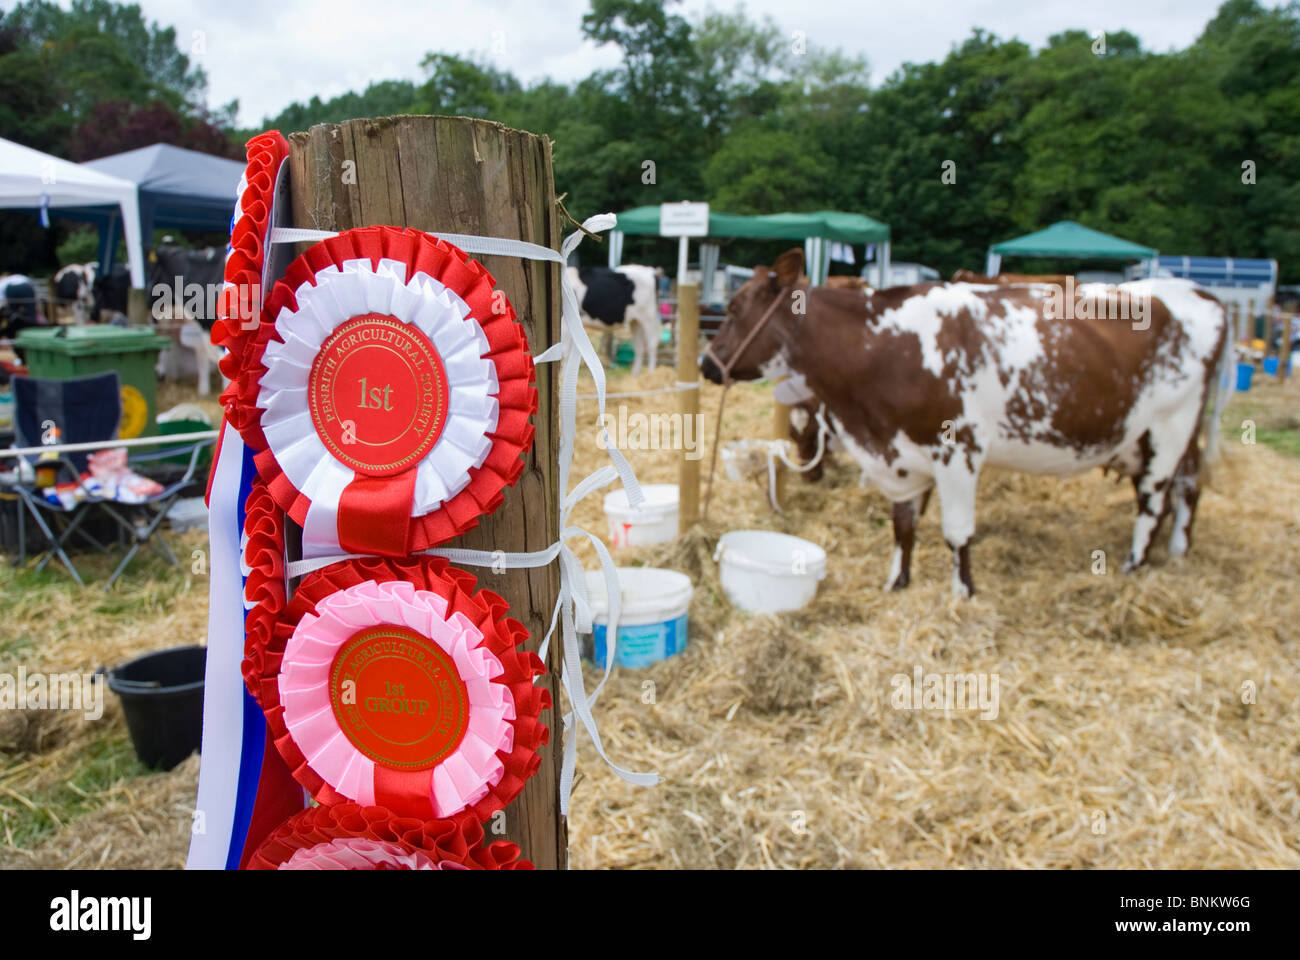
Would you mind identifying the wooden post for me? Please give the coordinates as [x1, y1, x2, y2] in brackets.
[127, 287, 148, 326]
[288, 116, 565, 868]
[772, 387, 790, 508]
[677, 284, 700, 533]
[1279, 311, 1293, 382]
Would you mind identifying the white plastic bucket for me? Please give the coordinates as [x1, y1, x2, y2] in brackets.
[721, 439, 771, 481]
[585, 567, 693, 668]
[714, 530, 827, 613]
[603, 483, 679, 548]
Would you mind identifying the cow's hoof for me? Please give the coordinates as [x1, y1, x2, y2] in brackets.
[1121, 557, 1144, 574]
[885, 575, 909, 591]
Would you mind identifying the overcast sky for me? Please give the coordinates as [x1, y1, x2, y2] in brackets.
[116, 0, 1277, 126]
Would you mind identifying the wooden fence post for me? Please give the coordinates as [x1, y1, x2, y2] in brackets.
[677, 284, 700, 533]
[1279, 311, 1293, 383]
[127, 287, 148, 326]
[288, 116, 565, 868]
[772, 389, 790, 508]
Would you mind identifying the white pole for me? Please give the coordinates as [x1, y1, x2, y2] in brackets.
[0, 429, 219, 458]
[677, 235, 689, 290]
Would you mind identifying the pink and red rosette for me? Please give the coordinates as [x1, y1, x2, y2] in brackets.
[240, 509, 549, 827]
[246, 802, 532, 870]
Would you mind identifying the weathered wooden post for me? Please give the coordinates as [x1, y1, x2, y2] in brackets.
[677, 283, 700, 533]
[127, 287, 148, 326]
[771, 389, 790, 507]
[288, 116, 565, 868]
[1279, 310, 1293, 383]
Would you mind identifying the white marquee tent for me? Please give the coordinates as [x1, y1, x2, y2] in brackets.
[0, 136, 145, 287]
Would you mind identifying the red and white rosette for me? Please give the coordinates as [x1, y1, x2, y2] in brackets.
[213, 131, 289, 441]
[236, 226, 536, 557]
[245, 802, 532, 870]
[239, 478, 288, 695]
[246, 556, 549, 823]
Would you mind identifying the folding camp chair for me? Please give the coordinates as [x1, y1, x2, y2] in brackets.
[6, 372, 214, 588]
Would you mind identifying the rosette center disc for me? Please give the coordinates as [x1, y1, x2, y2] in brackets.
[307, 314, 450, 477]
[329, 624, 469, 769]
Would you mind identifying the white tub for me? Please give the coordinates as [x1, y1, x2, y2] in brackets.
[721, 438, 771, 481]
[585, 567, 693, 668]
[713, 530, 827, 613]
[603, 483, 679, 548]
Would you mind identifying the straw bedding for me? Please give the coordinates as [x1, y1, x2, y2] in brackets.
[1, 368, 1296, 869]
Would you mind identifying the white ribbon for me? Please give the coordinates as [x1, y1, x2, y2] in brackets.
[272, 216, 658, 812]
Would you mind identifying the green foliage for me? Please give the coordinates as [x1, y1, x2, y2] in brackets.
[5, 0, 1300, 282]
[0, 1, 240, 271]
[264, 80, 423, 133]
[55, 227, 99, 266]
[248, 1, 1300, 282]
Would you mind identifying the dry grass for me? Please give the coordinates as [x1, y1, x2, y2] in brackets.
[0, 528, 209, 869]
[564, 365, 1300, 869]
[1, 367, 1297, 869]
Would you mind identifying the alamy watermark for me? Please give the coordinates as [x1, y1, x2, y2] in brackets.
[50, 891, 150, 940]
[1042, 276, 1150, 330]
[0, 667, 105, 721]
[596, 405, 705, 460]
[151, 276, 259, 329]
[890, 666, 1000, 719]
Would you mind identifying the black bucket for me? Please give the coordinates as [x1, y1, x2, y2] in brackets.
[104, 645, 206, 771]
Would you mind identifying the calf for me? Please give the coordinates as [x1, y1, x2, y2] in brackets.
[566, 265, 662, 374]
[93, 262, 131, 323]
[702, 249, 1227, 597]
[53, 263, 98, 323]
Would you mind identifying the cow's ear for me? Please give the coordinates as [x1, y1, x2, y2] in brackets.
[773, 248, 804, 289]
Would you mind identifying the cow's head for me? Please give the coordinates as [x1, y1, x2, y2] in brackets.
[701, 247, 803, 384]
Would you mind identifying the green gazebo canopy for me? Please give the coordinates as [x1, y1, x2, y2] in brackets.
[614, 206, 890, 244]
[990, 221, 1156, 260]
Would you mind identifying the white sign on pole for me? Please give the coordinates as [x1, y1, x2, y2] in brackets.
[660, 202, 710, 237]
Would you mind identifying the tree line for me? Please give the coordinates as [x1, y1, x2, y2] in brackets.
[2, 0, 1297, 281]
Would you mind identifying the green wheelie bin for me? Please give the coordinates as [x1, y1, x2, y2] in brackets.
[15, 326, 172, 438]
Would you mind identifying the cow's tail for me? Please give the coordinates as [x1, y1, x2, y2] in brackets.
[1203, 309, 1233, 470]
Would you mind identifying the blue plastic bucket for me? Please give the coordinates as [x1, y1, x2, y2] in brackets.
[586, 567, 693, 668]
[1236, 363, 1254, 392]
[1263, 356, 1292, 376]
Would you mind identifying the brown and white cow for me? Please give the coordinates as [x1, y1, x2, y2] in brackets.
[951, 268, 1075, 287]
[702, 249, 1227, 597]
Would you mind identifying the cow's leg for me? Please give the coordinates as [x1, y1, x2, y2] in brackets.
[645, 319, 658, 372]
[1124, 432, 1183, 572]
[934, 462, 979, 598]
[1167, 440, 1201, 560]
[885, 488, 931, 590]
[630, 322, 644, 376]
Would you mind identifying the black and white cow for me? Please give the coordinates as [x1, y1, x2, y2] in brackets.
[53, 263, 98, 324]
[567, 265, 662, 374]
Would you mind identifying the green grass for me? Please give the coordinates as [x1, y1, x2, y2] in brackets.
[0, 528, 206, 853]
[1219, 387, 1300, 460]
[1, 735, 146, 848]
[1255, 425, 1300, 459]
